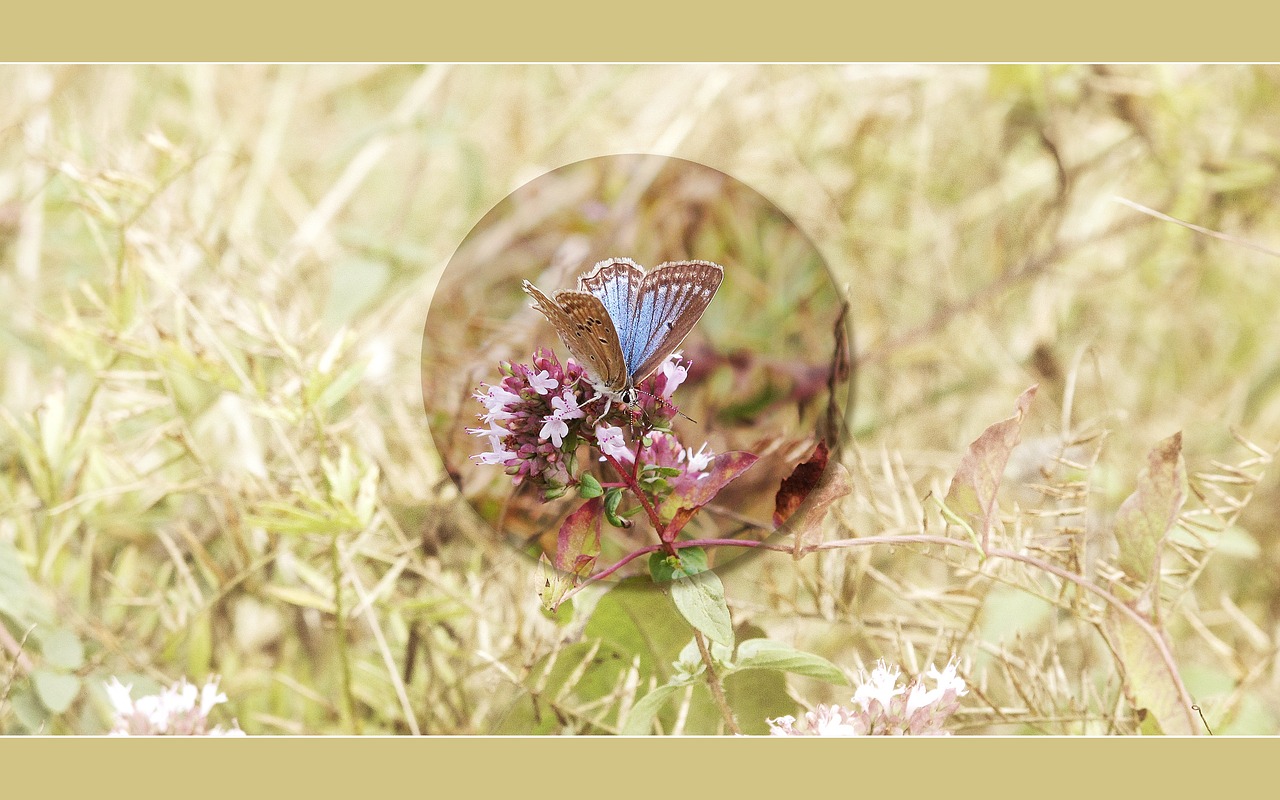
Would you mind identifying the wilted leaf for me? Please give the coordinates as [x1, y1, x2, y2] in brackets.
[538, 554, 576, 613]
[1114, 432, 1186, 588]
[538, 499, 603, 611]
[780, 462, 852, 551]
[670, 571, 734, 648]
[658, 451, 758, 537]
[1106, 606, 1196, 735]
[555, 497, 603, 577]
[943, 385, 1037, 547]
[773, 440, 829, 527]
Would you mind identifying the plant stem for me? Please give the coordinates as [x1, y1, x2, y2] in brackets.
[331, 537, 359, 733]
[694, 630, 740, 736]
[601, 451, 667, 544]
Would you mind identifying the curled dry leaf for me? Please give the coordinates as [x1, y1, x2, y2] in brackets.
[943, 385, 1038, 548]
[772, 440, 853, 552]
[1114, 432, 1186, 595]
[773, 440, 830, 528]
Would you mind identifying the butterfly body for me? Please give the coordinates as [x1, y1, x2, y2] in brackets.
[523, 258, 724, 398]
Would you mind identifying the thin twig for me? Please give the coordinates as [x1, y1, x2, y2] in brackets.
[693, 631, 740, 736]
[1112, 196, 1280, 258]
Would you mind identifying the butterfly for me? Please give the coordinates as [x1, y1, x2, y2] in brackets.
[523, 257, 724, 400]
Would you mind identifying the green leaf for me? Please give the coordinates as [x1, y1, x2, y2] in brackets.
[731, 639, 849, 684]
[603, 488, 627, 528]
[621, 684, 683, 735]
[492, 640, 631, 735]
[33, 669, 81, 714]
[670, 571, 734, 648]
[315, 361, 367, 410]
[1213, 526, 1262, 560]
[0, 538, 35, 621]
[578, 473, 603, 499]
[724, 668, 793, 736]
[354, 463, 380, 525]
[944, 385, 1037, 547]
[38, 628, 85, 671]
[583, 578, 691, 680]
[263, 584, 337, 614]
[648, 546, 708, 582]
[247, 500, 359, 536]
[187, 612, 213, 676]
[324, 257, 389, 326]
[1114, 432, 1186, 588]
[1166, 524, 1261, 560]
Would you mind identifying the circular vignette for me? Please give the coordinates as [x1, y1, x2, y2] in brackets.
[422, 154, 854, 581]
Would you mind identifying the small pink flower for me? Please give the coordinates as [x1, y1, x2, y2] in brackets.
[550, 390, 585, 421]
[475, 385, 520, 419]
[596, 425, 634, 463]
[528, 369, 558, 395]
[658, 354, 688, 398]
[474, 445, 517, 465]
[680, 442, 714, 474]
[470, 350, 598, 498]
[104, 676, 243, 736]
[539, 416, 570, 447]
[853, 660, 905, 713]
[767, 704, 865, 737]
[768, 658, 966, 736]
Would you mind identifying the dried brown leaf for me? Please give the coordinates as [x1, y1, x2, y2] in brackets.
[943, 385, 1038, 547]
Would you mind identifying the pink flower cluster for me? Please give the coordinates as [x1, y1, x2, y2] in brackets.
[469, 350, 592, 498]
[104, 676, 245, 736]
[469, 349, 693, 500]
[768, 659, 968, 736]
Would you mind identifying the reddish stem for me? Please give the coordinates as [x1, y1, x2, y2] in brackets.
[600, 450, 672, 553]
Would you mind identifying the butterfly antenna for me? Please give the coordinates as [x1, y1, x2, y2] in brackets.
[673, 407, 699, 424]
[635, 388, 699, 424]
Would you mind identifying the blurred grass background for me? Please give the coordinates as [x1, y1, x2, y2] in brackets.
[1, 64, 1279, 734]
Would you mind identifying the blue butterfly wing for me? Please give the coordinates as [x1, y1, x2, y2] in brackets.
[625, 261, 723, 382]
[580, 258, 723, 386]
[578, 257, 643, 370]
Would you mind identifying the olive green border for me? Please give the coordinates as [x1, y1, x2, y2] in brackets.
[4, 0, 1274, 60]
[1, 737, 1269, 794]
